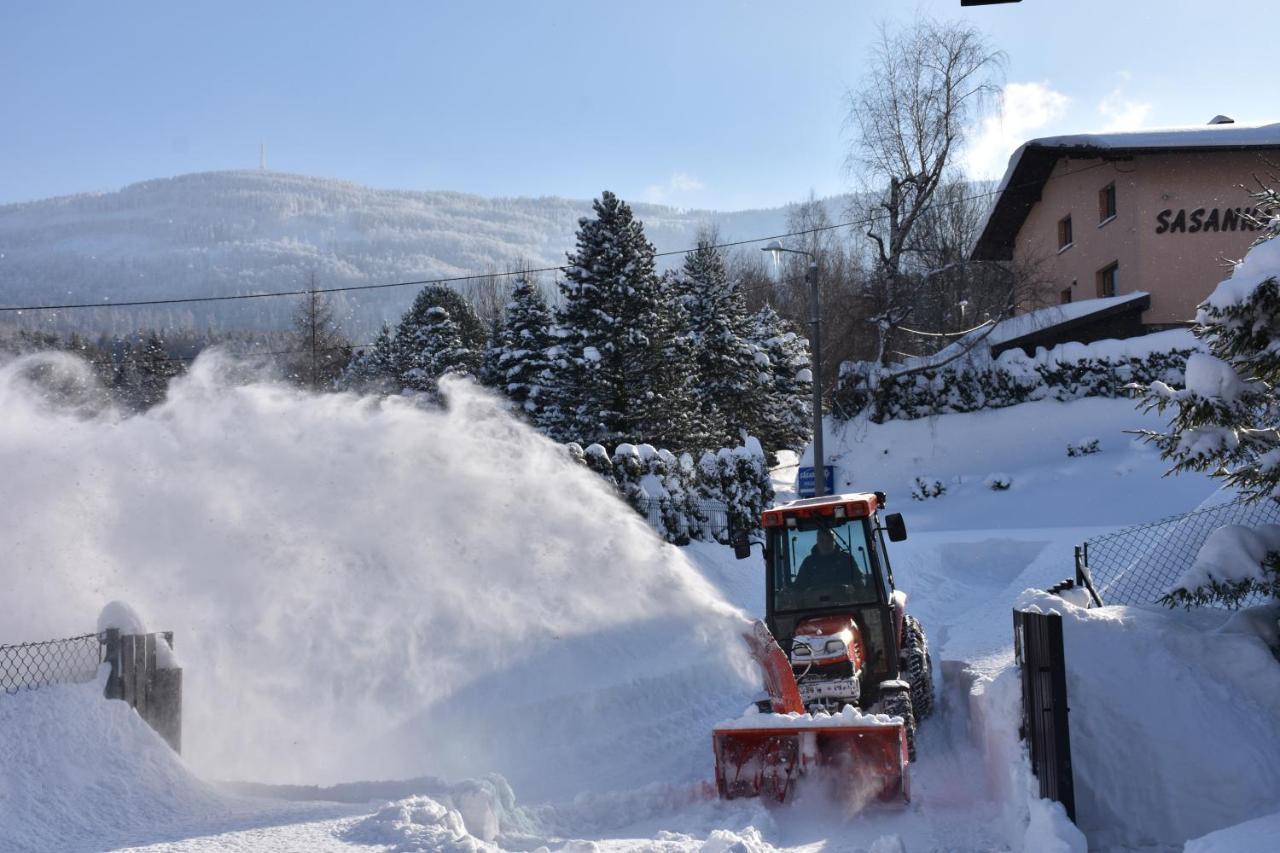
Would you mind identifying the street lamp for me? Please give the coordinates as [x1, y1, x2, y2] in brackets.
[762, 240, 825, 497]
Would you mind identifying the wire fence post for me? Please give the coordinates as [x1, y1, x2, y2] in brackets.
[102, 628, 122, 700]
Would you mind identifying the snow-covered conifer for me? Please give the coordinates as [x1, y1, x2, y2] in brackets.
[479, 315, 505, 390]
[339, 323, 396, 391]
[393, 285, 483, 383]
[494, 275, 554, 417]
[747, 305, 814, 458]
[114, 332, 183, 410]
[1140, 187, 1280, 606]
[400, 306, 474, 400]
[545, 191, 701, 450]
[675, 240, 769, 447]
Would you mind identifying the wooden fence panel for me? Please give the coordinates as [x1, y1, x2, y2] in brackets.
[101, 630, 181, 754]
[1013, 609, 1076, 822]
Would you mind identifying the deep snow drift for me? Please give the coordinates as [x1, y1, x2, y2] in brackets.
[0, 352, 757, 798]
[1014, 591, 1280, 850]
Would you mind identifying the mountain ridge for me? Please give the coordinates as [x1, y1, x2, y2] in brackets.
[0, 170, 847, 335]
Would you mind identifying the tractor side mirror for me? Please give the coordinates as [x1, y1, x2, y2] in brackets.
[885, 513, 907, 542]
[731, 529, 752, 560]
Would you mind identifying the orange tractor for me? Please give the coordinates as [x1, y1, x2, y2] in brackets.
[716, 491, 933, 804]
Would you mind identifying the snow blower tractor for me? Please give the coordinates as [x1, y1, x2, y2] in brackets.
[713, 491, 933, 804]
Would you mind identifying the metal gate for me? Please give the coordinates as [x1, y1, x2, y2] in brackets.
[1013, 609, 1076, 821]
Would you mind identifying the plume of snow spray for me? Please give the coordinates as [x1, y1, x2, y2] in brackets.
[0, 352, 756, 799]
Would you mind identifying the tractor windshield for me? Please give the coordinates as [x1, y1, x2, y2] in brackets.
[770, 518, 879, 612]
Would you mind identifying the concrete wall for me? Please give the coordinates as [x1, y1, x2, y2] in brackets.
[1012, 149, 1274, 325]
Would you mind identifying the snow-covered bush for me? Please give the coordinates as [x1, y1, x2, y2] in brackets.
[565, 435, 773, 544]
[984, 473, 1012, 491]
[1140, 185, 1280, 607]
[1067, 438, 1101, 457]
[911, 476, 946, 501]
[835, 334, 1194, 423]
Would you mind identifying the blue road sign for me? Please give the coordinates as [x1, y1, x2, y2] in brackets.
[797, 465, 836, 498]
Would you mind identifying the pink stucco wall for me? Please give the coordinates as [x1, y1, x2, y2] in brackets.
[1012, 149, 1274, 325]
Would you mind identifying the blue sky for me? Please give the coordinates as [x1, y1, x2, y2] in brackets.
[1, 0, 1271, 210]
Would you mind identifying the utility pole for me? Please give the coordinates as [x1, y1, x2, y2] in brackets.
[308, 272, 318, 390]
[764, 241, 825, 497]
[805, 260, 824, 496]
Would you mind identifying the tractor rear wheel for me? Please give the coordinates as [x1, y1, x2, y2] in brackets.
[901, 615, 934, 722]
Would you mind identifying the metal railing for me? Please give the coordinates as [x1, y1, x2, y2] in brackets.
[0, 632, 105, 695]
[1078, 495, 1280, 607]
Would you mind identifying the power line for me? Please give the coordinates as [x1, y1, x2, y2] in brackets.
[0, 161, 1112, 315]
[31, 342, 373, 368]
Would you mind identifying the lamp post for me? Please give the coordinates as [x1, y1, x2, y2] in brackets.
[763, 240, 825, 497]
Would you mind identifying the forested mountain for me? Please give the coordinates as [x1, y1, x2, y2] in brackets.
[0, 171, 843, 337]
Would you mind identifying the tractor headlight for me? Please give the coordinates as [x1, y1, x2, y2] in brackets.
[791, 641, 812, 657]
[824, 639, 847, 655]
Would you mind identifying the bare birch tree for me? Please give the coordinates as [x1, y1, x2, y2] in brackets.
[845, 18, 1004, 364]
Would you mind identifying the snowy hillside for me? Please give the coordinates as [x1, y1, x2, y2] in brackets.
[0, 171, 834, 335]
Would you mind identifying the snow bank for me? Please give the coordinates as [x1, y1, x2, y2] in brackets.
[1013, 590, 1280, 849]
[1184, 809, 1280, 853]
[0, 673, 225, 851]
[1174, 522, 1280, 592]
[342, 796, 495, 852]
[0, 354, 757, 800]
[812, 397, 1217, 532]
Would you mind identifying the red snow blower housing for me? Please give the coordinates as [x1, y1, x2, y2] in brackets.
[713, 492, 934, 804]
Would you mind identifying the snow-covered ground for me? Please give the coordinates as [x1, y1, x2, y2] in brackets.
[3, 351, 1277, 852]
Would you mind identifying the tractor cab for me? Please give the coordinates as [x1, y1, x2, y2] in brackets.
[737, 492, 909, 711]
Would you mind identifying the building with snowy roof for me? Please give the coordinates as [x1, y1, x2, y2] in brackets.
[971, 117, 1280, 335]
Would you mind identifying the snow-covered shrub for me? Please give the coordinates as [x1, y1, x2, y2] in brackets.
[984, 473, 1012, 491]
[565, 436, 773, 544]
[911, 476, 946, 501]
[1067, 438, 1101, 457]
[834, 333, 1196, 423]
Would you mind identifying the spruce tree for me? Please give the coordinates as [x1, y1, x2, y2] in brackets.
[675, 240, 769, 447]
[399, 306, 474, 400]
[394, 285, 484, 382]
[479, 315, 506, 390]
[114, 332, 183, 410]
[494, 275, 555, 417]
[748, 305, 814, 458]
[339, 322, 396, 391]
[1140, 187, 1280, 607]
[546, 191, 699, 449]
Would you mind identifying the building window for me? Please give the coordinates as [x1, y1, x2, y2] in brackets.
[1060, 287, 1072, 304]
[1057, 215, 1073, 251]
[1097, 262, 1119, 297]
[1099, 183, 1117, 223]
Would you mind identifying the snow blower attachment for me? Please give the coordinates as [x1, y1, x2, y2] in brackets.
[713, 492, 932, 805]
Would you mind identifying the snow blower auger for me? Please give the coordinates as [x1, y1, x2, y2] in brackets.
[713, 492, 933, 805]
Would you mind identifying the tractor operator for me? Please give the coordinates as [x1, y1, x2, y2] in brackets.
[794, 528, 855, 589]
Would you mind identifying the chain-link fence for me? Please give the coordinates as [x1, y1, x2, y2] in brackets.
[634, 497, 743, 544]
[1080, 496, 1280, 607]
[0, 632, 105, 695]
